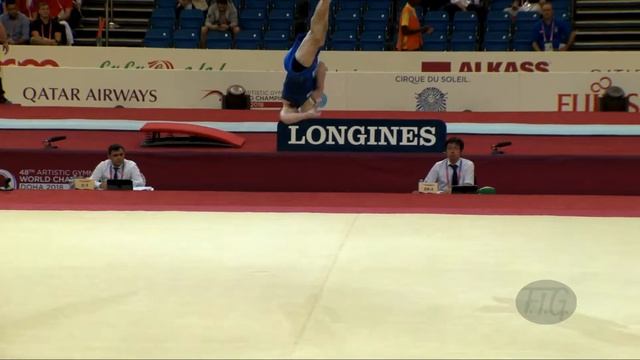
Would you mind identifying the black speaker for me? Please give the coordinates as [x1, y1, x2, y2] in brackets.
[222, 85, 251, 110]
[599, 86, 629, 112]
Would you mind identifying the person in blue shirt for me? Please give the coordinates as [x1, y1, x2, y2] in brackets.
[279, 0, 329, 124]
[531, 2, 575, 51]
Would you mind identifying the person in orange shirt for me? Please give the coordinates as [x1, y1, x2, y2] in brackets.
[396, 0, 433, 51]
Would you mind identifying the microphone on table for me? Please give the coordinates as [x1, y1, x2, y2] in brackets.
[491, 141, 512, 155]
[43, 135, 67, 149]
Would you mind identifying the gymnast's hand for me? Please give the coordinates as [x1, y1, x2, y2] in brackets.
[310, 89, 324, 104]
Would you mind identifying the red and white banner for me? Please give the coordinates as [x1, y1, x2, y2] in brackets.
[3, 66, 638, 112]
[2, 45, 640, 73]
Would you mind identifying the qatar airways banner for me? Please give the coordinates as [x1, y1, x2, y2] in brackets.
[3, 66, 639, 112]
[2, 45, 640, 73]
[2, 66, 347, 109]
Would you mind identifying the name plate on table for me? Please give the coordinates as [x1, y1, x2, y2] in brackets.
[74, 178, 95, 190]
[277, 119, 447, 152]
[418, 182, 439, 194]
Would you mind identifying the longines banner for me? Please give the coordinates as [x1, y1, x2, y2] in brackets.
[1, 45, 640, 73]
[277, 119, 447, 152]
[3, 67, 639, 111]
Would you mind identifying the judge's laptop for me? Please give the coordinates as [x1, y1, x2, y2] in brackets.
[107, 179, 133, 190]
[451, 185, 479, 194]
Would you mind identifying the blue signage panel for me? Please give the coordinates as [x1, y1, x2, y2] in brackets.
[277, 119, 447, 152]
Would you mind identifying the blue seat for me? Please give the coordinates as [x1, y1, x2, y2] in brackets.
[486, 10, 511, 32]
[179, 9, 204, 30]
[489, 0, 513, 10]
[205, 31, 233, 49]
[272, 0, 295, 10]
[241, 8, 267, 30]
[367, 0, 391, 11]
[453, 11, 478, 32]
[452, 22, 477, 33]
[331, 30, 357, 50]
[451, 27, 476, 38]
[512, 30, 533, 50]
[173, 29, 199, 48]
[333, 20, 360, 33]
[552, 0, 572, 10]
[425, 10, 449, 23]
[363, 10, 388, 32]
[514, 20, 537, 34]
[483, 32, 510, 51]
[424, 10, 448, 33]
[515, 11, 540, 28]
[362, 20, 387, 32]
[334, 9, 361, 30]
[244, 0, 269, 10]
[484, 40, 510, 51]
[359, 30, 386, 50]
[235, 30, 263, 49]
[454, 10, 478, 22]
[558, 11, 571, 22]
[263, 30, 290, 49]
[339, 0, 364, 12]
[155, 0, 175, 9]
[144, 28, 172, 47]
[428, 21, 449, 33]
[150, 8, 176, 29]
[269, 9, 294, 30]
[450, 32, 476, 51]
[423, 32, 447, 51]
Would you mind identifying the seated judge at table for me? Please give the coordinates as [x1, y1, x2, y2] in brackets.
[90, 144, 145, 189]
[424, 137, 474, 193]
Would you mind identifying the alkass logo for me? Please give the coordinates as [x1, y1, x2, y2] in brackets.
[422, 61, 550, 72]
[557, 77, 639, 112]
[0, 58, 59, 67]
[147, 60, 175, 69]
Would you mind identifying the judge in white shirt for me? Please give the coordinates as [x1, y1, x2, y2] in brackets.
[90, 144, 145, 189]
[424, 137, 475, 193]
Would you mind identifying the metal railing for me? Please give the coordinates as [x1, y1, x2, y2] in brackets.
[103, 0, 119, 46]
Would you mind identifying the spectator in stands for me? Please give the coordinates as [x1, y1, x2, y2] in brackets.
[424, 137, 475, 193]
[396, 0, 433, 51]
[1, 0, 30, 44]
[200, 0, 239, 48]
[176, 0, 207, 18]
[445, 0, 487, 25]
[41, 0, 74, 44]
[504, 0, 544, 17]
[90, 144, 146, 190]
[0, 21, 9, 104]
[17, 0, 38, 20]
[532, 2, 575, 51]
[30, 2, 64, 45]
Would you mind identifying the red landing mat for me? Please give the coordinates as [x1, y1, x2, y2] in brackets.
[0, 191, 639, 217]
